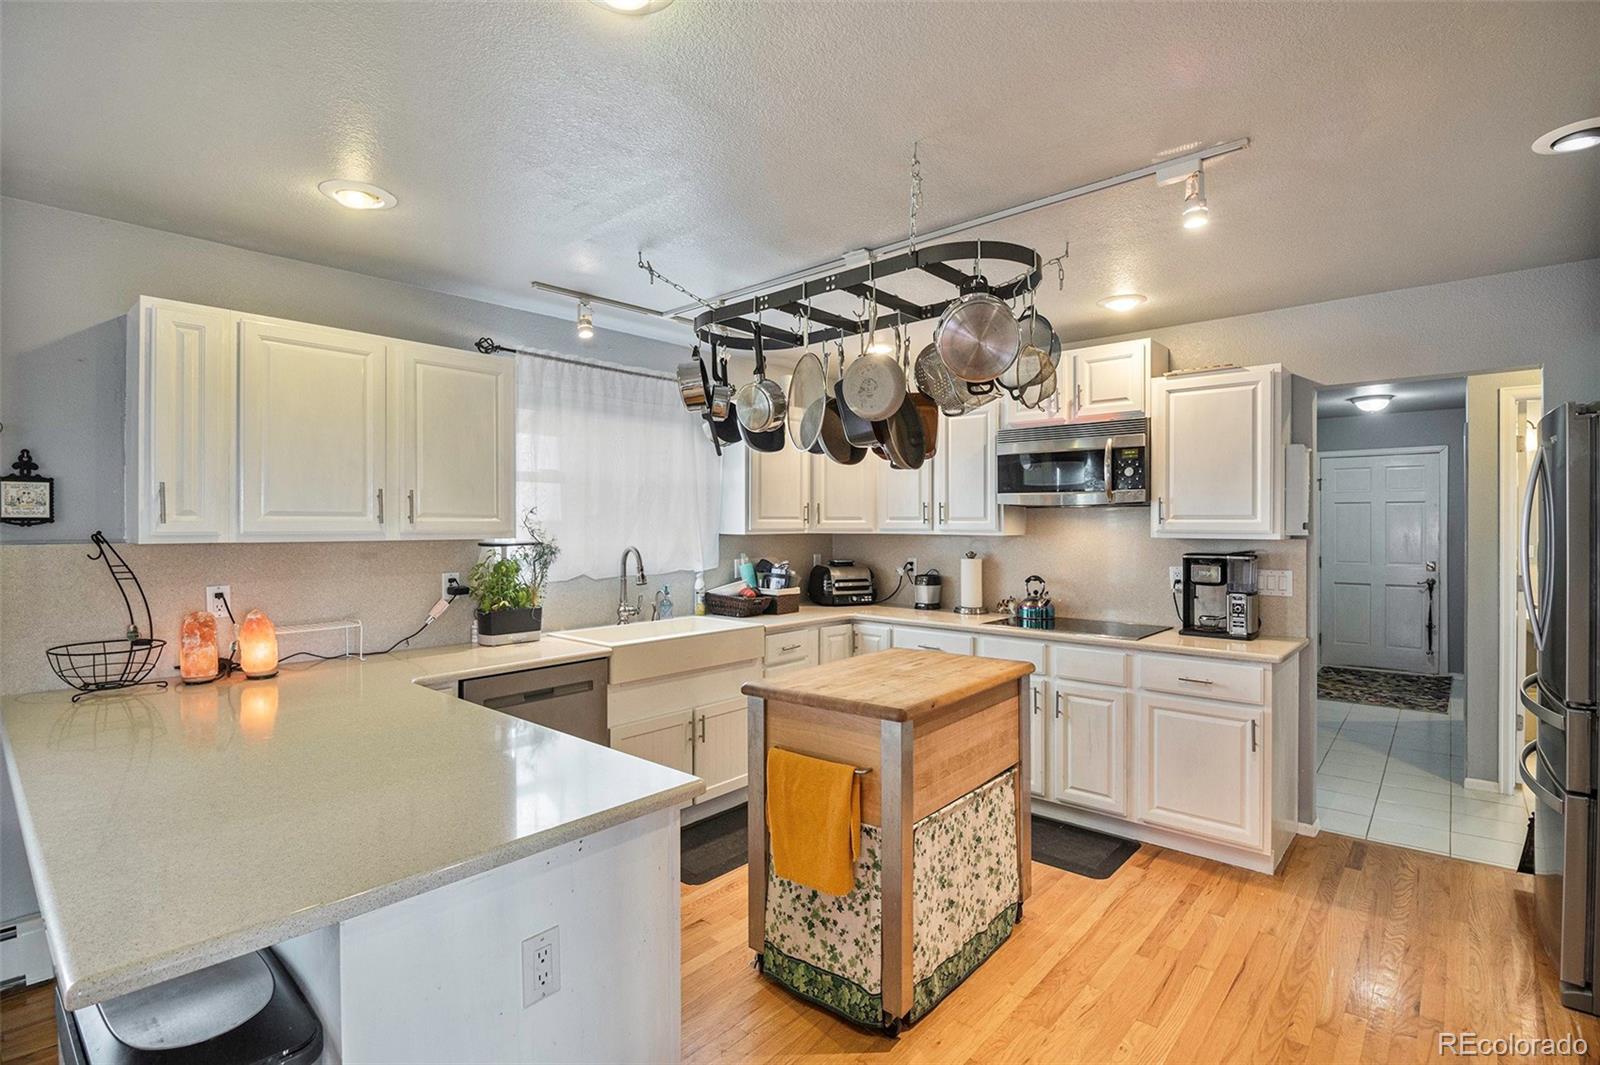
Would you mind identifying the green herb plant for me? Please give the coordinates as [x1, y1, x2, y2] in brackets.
[467, 507, 561, 614]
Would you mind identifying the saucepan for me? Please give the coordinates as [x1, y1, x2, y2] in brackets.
[735, 325, 788, 435]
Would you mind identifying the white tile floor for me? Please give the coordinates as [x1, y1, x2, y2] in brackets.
[1314, 675, 1534, 869]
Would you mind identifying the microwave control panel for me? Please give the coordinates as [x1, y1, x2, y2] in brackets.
[1110, 447, 1146, 491]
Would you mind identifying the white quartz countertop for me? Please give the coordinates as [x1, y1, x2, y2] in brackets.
[1, 645, 699, 1010]
[733, 603, 1308, 664]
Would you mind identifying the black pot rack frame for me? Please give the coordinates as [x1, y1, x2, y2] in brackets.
[691, 240, 1042, 351]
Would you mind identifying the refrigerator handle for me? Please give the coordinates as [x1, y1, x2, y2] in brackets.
[1521, 442, 1553, 652]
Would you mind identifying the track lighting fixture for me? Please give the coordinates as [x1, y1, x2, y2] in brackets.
[1181, 168, 1209, 230]
[576, 300, 595, 340]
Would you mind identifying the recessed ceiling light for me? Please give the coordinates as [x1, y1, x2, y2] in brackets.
[576, 300, 595, 340]
[1097, 293, 1147, 312]
[1349, 394, 1394, 413]
[1533, 117, 1600, 155]
[318, 179, 397, 211]
[590, 0, 673, 13]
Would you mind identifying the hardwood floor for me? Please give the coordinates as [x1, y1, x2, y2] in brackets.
[6, 833, 1594, 1063]
[683, 832, 1600, 1064]
[0, 982, 55, 1065]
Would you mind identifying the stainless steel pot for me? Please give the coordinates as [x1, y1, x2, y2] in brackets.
[677, 347, 709, 413]
[935, 275, 1020, 382]
[734, 327, 787, 433]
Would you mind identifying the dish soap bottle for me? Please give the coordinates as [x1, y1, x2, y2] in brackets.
[694, 572, 706, 616]
[657, 585, 674, 620]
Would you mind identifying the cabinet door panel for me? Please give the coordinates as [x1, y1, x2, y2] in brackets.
[611, 711, 695, 776]
[239, 320, 387, 538]
[397, 345, 514, 538]
[853, 624, 891, 655]
[696, 696, 749, 801]
[935, 407, 1000, 532]
[1073, 341, 1145, 419]
[1134, 693, 1264, 849]
[136, 301, 235, 541]
[812, 455, 875, 531]
[1151, 365, 1280, 539]
[876, 463, 934, 531]
[1052, 682, 1128, 815]
[819, 624, 854, 663]
[747, 447, 810, 531]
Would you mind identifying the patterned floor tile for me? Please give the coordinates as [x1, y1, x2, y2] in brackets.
[1367, 816, 1450, 855]
[1449, 833, 1525, 870]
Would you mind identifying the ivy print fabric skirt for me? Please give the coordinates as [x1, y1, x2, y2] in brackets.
[761, 769, 1021, 1028]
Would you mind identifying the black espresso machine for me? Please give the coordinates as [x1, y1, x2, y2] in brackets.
[1179, 552, 1261, 640]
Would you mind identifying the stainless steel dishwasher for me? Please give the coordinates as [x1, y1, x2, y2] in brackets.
[457, 658, 609, 745]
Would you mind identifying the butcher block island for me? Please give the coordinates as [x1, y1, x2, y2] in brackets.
[742, 649, 1034, 1033]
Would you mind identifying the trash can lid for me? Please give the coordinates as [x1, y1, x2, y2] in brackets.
[98, 952, 273, 1051]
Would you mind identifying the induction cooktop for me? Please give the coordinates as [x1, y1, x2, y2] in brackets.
[984, 616, 1171, 640]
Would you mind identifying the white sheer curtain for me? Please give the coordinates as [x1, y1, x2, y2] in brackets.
[514, 351, 721, 582]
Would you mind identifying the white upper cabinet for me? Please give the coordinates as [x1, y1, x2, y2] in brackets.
[1150, 363, 1284, 539]
[239, 318, 389, 539]
[1003, 338, 1168, 428]
[125, 298, 236, 542]
[737, 445, 811, 532]
[125, 297, 514, 543]
[936, 407, 1004, 532]
[877, 462, 934, 531]
[393, 343, 515, 538]
[811, 454, 875, 531]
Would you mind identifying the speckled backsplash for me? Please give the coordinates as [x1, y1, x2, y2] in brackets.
[0, 534, 831, 696]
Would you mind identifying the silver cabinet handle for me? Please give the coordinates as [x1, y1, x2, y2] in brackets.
[917, 644, 941, 651]
[1177, 676, 1214, 685]
[922, 502, 929, 522]
[686, 718, 696, 746]
[780, 643, 801, 654]
[157, 481, 167, 524]
[1075, 383, 1083, 410]
[376, 488, 384, 524]
[407, 488, 416, 524]
[1032, 686, 1040, 716]
[698, 713, 707, 744]
[1156, 496, 1165, 523]
[938, 502, 946, 524]
[1250, 719, 1258, 752]
[1054, 690, 1063, 719]
[804, 502, 811, 525]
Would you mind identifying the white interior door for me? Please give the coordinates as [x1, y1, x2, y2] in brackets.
[1319, 450, 1445, 674]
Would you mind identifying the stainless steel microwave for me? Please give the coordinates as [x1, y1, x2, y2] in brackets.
[995, 417, 1149, 507]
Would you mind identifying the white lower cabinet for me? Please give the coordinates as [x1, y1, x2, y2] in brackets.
[764, 629, 820, 673]
[819, 623, 854, 664]
[694, 696, 749, 800]
[890, 626, 974, 655]
[1133, 692, 1264, 850]
[853, 623, 891, 655]
[1051, 682, 1129, 816]
[611, 710, 695, 777]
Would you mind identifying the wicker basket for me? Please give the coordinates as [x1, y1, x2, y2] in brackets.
[765, 588, 801, 615]
[705, 591, 773, 618]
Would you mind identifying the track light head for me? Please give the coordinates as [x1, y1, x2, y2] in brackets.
[1181, 169, 1209, 229]
[576, 300, 595, 340]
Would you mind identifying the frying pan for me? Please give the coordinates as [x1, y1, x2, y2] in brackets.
[841, 303, 906, 421]
[872, 336, 926, 469]
[900, 335, 939, 460]
[816, 348, 865, 465]
[834, 341, 879, 448]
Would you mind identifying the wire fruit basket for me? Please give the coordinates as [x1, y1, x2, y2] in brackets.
[45, 532, 168, 701]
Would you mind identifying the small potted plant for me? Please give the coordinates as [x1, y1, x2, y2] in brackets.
[468, 508, 559, 646]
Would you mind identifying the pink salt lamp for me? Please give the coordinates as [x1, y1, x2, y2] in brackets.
[179, 610, 220, 683]
[238, 609, 279, 679]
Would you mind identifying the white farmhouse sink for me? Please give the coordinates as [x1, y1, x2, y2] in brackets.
[561, 615, 765, 684]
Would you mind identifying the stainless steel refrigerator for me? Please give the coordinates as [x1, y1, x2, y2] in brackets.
[1518, 401, 1599, 1014]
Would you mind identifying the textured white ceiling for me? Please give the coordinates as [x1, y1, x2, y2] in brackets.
[3, 2, 1597, 348]
[1317, 376, 1467, 418]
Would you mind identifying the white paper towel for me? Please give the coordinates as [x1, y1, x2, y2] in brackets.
[959, 554, 984, 612]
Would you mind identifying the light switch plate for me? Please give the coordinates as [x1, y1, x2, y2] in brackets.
[1259, 570, 1293, 597]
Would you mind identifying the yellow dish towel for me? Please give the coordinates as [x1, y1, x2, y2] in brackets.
[766, 748, 862, 896]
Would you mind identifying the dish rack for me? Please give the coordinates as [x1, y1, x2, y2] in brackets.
[45, 532, 168, 701]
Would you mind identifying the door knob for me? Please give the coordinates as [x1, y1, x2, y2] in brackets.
[1425, 561, 1438, 572]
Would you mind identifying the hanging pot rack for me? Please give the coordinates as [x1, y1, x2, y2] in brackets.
[693, 239, 1041, 351]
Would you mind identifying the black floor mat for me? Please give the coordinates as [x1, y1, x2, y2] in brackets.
[1030, 816, 1140, 880]
[682, 804, 1139, 885]
[681, 804, 749, 885]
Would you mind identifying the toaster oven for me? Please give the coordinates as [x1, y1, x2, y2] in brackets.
[996, 417, 1149, 507]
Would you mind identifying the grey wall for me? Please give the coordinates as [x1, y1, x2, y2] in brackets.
[1317, 406, 1468, 670]
[0, 197, 693, 545]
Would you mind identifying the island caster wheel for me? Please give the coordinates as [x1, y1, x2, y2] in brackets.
[881, 1015, 902, 1038]
[752, 952, 764, 973]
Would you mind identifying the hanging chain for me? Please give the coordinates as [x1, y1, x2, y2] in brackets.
[637, 252, 714, 311]
[908, 142, 923, 259]
[1041, 241, 1070, 291]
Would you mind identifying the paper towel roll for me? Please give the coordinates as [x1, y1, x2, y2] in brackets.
[959, 554, 984, 614]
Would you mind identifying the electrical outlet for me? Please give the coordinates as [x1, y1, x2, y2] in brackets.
[521, 926, 560, 1007]
[904, 557, 917, 577]
[1167, 567, 1181, 588]
[206, 585, 231, 624]
[441, 572, 461, 599]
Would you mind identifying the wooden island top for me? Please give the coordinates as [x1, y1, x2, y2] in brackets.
[741, 649, 1033, 722]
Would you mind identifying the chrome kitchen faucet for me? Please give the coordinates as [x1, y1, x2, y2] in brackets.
[618, 547, 647, 624]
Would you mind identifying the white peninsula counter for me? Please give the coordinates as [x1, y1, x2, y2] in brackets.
[1, 640, 701, 1064]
